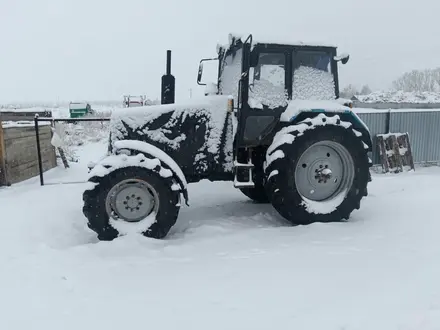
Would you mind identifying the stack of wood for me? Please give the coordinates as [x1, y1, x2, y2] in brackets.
[376, 132, 415, 173]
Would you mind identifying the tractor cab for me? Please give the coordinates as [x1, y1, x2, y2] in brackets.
[198, 33, 349, 107]
[197, 34, 351, 147]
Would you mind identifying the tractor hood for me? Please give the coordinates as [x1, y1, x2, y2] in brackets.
[108, 95, 235, 178]
[109, 95, 231, 148]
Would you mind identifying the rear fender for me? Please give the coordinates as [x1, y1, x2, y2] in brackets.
[288, 109, 373, 151]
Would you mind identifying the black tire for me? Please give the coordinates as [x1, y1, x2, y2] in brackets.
[264, 114, 370, 225]
[83, 166, 180, 241]
[239, 185, 269, 203]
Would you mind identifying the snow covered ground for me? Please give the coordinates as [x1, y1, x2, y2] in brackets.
[1, 140, 440, 330]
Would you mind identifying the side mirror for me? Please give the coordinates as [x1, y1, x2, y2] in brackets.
[197, 57, 218, 86]
[197, 62, 204, 85]
[334, 53, 350, 65]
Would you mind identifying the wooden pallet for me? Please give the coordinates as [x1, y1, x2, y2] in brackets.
[376, 132, 415, 173]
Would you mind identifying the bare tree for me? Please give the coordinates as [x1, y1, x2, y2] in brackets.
[392, 68, 440, 92]
[340, 84, 359, 98]
[360, 85, 372, 95]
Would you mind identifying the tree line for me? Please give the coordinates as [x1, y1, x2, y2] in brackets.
[340, 67, 440, 98]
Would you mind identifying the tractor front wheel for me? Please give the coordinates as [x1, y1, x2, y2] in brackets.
[83, 166, 180, 241]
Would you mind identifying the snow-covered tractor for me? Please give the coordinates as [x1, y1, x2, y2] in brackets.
[83, 33, 372, 241]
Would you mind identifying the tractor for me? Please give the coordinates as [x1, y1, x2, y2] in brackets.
[83, 33, 372, 241]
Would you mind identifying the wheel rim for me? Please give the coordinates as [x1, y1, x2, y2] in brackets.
[294, 141, 355, 201]
[105, 179, 160, 222]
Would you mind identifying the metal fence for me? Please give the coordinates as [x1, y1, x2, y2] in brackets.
[34, 116, 110, 186]
[353, 101, 440, 110]
[354, 109, 440, 165]
[31, 110, 440, 177]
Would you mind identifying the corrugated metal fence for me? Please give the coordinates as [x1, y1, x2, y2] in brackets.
[354, 109, 440, 165]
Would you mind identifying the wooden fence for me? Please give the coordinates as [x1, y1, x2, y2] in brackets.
[0, 110, 52, 121]
[0, 122, 57, 186]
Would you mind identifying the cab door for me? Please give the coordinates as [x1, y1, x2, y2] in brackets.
[236, 47, 291, 147]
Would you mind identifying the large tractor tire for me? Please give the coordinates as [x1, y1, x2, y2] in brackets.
[264, 113, 370, 225]
[239, 185, 269, 203]
[83, 165, 180, 241]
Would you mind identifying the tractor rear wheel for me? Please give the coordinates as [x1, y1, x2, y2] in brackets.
[264, 114, 370, 225]
[239, 185, 269, 203]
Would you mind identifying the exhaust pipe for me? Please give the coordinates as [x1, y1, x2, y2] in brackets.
[161, 50, 175, 104]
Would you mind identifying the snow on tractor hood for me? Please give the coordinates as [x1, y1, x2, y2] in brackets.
[109, 95, 232, 160]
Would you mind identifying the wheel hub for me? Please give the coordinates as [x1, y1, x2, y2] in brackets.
[294, 141, 354, 202]
[315, 167, 333, 182]
[105, 179, 159, 222]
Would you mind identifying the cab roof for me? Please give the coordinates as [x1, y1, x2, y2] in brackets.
[217, 33, 337, 53]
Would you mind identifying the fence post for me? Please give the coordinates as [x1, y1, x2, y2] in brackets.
[34, 114, 44, 186]
[385, 109, 391, 133]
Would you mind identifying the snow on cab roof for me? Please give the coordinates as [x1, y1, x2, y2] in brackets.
[225, 32, 337, 49]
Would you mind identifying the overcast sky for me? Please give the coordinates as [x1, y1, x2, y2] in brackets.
[0, 0, 438, 104]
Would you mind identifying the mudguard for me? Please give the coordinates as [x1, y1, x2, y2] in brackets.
[113, 140, 189, 205]
[279, 100, 373, 152]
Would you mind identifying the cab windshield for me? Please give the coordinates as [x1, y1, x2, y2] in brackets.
[292, 50, 336, 100]
[295, 51, 331, 72]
